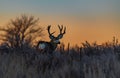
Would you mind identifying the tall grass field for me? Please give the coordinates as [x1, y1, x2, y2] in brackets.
[0, 39, 120, 78]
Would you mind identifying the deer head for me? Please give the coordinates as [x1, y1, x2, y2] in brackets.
[36, 25, 66, 53]
[47, 25, 66, 44]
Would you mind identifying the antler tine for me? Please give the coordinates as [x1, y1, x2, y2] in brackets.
[58, 25, 63, 33]
[57, 25, 66, 39]
[47, 25, 51, 35]
[61, 25, 63, 30]
[51, 31, 56, 34]
[63, 26, 66, 34]
[47, 25, 55, 35]
[58, 25, 61, 30]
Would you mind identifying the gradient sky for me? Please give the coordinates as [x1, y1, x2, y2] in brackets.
[0, 0, 120, 46]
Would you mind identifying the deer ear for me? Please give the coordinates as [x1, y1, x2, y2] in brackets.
[57, 34, 63, 39]
[49, 35, 55, 39]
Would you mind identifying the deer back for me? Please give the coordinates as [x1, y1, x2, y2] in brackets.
[37, 41, 55, 53]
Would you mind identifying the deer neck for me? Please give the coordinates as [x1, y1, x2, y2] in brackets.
[50, 41, 58, 50]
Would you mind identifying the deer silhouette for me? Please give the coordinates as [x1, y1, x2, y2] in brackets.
[36, 25, 66, 53]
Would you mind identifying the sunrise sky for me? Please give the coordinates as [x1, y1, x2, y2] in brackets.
[0, 0, 120, 46]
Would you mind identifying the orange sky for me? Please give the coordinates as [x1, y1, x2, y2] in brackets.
[0, 0, 120, 47]
[0, 14, 120, 47]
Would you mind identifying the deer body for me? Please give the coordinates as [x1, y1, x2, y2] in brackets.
[37, 41, 58, 53]
[36, 25, 66, 53]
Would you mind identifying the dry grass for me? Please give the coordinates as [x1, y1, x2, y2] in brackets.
[0, 40, 120, 78]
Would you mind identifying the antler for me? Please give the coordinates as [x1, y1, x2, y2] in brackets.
[47, 25, 55, 39]
[57, 25, 66, 39]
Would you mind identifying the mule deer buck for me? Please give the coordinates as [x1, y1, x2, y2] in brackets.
[36, 25, 66, 53]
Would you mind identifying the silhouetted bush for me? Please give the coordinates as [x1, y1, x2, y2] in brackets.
[0, 14, 44, 48]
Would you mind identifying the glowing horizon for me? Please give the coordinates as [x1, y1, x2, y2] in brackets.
[0, 0, 120, 46]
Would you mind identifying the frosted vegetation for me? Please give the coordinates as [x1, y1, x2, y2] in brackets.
[0, 38, 120, 78]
